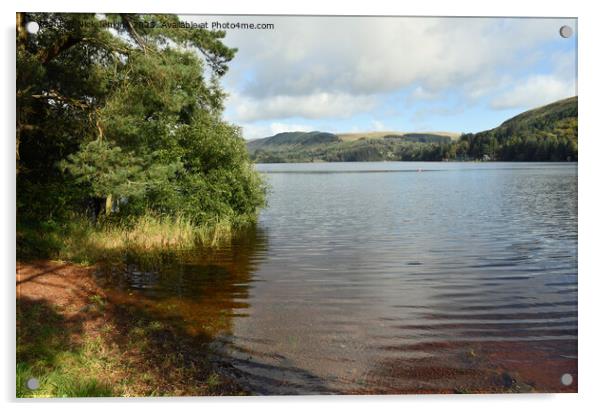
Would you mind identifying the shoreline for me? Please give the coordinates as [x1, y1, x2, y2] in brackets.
[252, 160, 579, 164]
[17, 258, 577, 396]
[16, 260, 247, 397]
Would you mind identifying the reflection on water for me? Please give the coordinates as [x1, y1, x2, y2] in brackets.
[97, 226, 268, 338]
[98, 162, 578, 394]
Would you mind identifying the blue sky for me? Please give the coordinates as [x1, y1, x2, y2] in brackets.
[186, 16, 577, 139]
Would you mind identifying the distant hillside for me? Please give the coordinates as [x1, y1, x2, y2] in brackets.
[247, 131, 340, 152]
[248, 130, 460, 163]
[246, 97, 577, 163]
[338, 131, 461, 142]
[247, 130, 459, 162]
[383, 133, 457, 144]
[500, 96, 577, 130]
[459, 96, 577, 161]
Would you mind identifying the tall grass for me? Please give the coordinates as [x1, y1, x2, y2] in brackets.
[61, 215, 234, 262]
[18, 212, 254, 265]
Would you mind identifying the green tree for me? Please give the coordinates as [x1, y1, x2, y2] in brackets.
[17, 13, 264, 228]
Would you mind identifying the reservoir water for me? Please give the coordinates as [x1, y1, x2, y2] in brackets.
[101, 162, 578, 394]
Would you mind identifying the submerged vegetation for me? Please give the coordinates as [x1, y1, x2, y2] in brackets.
[248, 97, 577, 163]
[17, 13, 265, 262]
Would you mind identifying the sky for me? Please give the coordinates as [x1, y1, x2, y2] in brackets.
[183, 15, 577, 140]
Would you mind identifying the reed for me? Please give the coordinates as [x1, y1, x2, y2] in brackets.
[18, 212, 254, 265]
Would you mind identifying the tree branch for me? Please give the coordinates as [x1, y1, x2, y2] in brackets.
[31, 90, 90, 109]
[120, 14, 148, 54]
[37, 33, 83, 65]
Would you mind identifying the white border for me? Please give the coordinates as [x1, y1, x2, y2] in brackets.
[3, 1, 601, 410]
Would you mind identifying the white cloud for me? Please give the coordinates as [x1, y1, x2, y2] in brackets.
[217, 17, 573, 96]
[184, 15, 576, 124]
[227, 91, 377, 122]
[490, 75, 575, 110]
[409, 86, 440, 101]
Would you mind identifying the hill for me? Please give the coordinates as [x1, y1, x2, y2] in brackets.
[247, 131, 340, 152]
[247, 130, 459, 163]
[246, 131, 461, 163]
[338, 131, 461, 142]
[246, 97, 577, 163]
[459, 96, 577, 161]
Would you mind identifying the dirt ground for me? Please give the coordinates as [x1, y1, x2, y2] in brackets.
[16, 260, 246, 397]
[17, 261, 107, 337]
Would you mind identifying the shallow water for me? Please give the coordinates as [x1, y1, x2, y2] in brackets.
[100, 162, 578, 394]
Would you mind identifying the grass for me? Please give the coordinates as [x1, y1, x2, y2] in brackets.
[16, 297, 116, 398]
[17, 212, 253, 266]
[16, 213, 255, 397]
[16, 295, 244, 397]
[88, 295, 106, 313]
[61, 214, 235, 262]
[17, 362, 114, 398]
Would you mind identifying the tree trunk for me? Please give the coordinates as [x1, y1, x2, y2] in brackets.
[105, 194, 113, 216]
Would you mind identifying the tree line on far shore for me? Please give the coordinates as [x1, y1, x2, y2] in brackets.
[250, 96, 578, 163]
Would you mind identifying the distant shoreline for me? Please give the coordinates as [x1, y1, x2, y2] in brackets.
[253, 159, 579, 164]
[247, 97, 577, 164]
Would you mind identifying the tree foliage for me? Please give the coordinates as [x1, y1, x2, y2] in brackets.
[17, 13, 265, 227]
[459, 97, 577, 161]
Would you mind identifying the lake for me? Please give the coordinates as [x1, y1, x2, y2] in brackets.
[100, 162, 578, 394]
